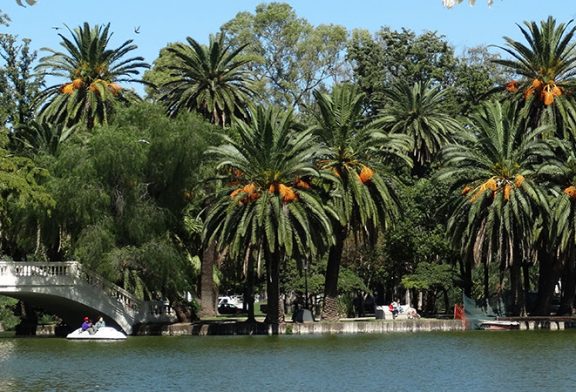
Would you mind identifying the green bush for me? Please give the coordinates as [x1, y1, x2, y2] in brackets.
[0, 296, 19, 331]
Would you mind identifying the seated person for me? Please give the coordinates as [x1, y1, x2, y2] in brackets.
[94, 316, 106, 331]
[81, 316, 96, 334]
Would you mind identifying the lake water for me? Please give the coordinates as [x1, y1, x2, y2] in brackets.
[0, 330, 574, 392]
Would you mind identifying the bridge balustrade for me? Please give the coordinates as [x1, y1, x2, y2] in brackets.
[0, 261, 177, 333]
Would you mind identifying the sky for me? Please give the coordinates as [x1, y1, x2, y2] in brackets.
[1, 0, 575, 86]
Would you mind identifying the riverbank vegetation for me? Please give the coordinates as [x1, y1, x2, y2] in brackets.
[1, 2, 576, 330]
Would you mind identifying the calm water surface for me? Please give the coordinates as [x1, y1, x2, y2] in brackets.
[0, 330, 574, 392]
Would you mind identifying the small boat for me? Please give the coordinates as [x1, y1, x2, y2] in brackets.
[478, 320, 520, 331]
[66, 326, 127, 340]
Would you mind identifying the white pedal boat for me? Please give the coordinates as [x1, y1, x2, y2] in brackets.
[66, 326, 127, 340]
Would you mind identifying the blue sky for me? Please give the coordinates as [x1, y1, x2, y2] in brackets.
[2, 0, 574, 80]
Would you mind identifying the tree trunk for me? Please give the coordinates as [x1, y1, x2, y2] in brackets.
[521, 261, 530, 317]
[559, 256, 576, 315]
[483, 260, 489, 307]
[244, 247, 256, 322]
[459, 253, 473, 298]
[533, 250, 562, 315]
[264, 247, 283, 332]
[198, 242, 217, 318]
[322, 226, 347, 321]
[509, 263, 523, 316]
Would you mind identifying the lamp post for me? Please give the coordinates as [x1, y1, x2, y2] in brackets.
[304, 259, 309, 310]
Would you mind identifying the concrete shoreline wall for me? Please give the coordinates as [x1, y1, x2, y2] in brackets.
[139, 319, 465, 336]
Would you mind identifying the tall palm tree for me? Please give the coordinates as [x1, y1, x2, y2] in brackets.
[437, 100, 554, 315]
[494, 17, 576, 140]
[376, 80, 461, 173]
[35, 23, 148, 129]
[159, 33, 256, 127]
[203, 106, 333, 329]
[537, 147, 576, 314]
[158, 34, 254, 318]
[311, 84, 412, 320]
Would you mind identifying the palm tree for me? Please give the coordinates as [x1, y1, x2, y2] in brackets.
[494, 17, 576, 140]
[437, 100, 554, 315]
[35, 23, 148, 129]
[536, 147, 576, 314]
[311, 84, 412, 320]
[203, 105, 333, 329]
[159, 33, 256, 126]
[375, 80, 461, 174]
[13, 120, 78, 157]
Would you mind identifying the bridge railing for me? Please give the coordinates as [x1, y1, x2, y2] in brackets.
[73, 263, 144, 314]
[0, 261, 177, 322]
[0, 261, 144, 314]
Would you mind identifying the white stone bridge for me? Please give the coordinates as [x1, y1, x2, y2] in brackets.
[0, 261, 177, 335]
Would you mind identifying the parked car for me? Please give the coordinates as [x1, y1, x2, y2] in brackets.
[217, 295, 245, 314]
[218, 303, 243, 314]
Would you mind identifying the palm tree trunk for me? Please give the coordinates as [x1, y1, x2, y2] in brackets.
[198, 242, 217, 318]
[509, 262, 523, 316]
[483, 260, 489, 307]
[521, 261, 530, 317]
[533, 248, 562, 315]
[322, 226, 347, 321]
[264, 247, 283, 332]
[460, 250, 473, 298]
[244, 246, 256, 322]
[559, 255, 576, 315]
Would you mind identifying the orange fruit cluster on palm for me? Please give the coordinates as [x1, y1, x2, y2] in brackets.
[268, 183, 298, 203]
[60, 78, 122, 96]
[230, 183, 260, 204]
[359, 166, 374, 184]
[564, 185, 576, 199]
[505, 80, 519, 93]
[295, 177, 311, 190]
[466, 174, 525, 203]
[513, 78, 563, 105]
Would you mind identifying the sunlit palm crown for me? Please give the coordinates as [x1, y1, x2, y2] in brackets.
[203, 106, 333, 259]
[438, 101, 555, 266]
[376, 80, 461, 165]
[496, 17, 576, 108]
[312, 84, 412, 229]
[538, 150, 576, 252]
[35, 22, 149, 128]
[159, 33, 256, 126]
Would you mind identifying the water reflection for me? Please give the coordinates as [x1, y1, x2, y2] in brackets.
[0, 332, 574, 391]
[0, 339, 15, 362]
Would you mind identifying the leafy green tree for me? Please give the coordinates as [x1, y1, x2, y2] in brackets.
[311, 84, 412, 320]
[402, 262, 453, 313]
[42, 103, 213, 315]
[157, 33, 256, 126]
[437, 101, 554, 315]
[0, 33, 43, 132]
[221, 2, 349, 110]
[0, 131, 54, 259]
[375, 80, 462, 174]
[35, 23, 149, 129]
[204, 105, 333, 328]
[379, 177, 456, 311]
[452, 46, 511, 116]
[347, 27, 457, 112]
